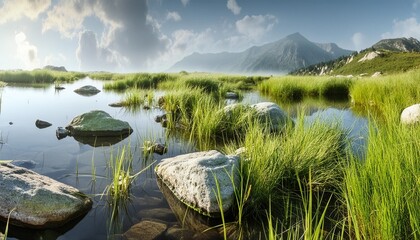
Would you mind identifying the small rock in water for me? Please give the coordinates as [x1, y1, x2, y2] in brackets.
[143, 105, 151, 110]
[124, 220, 167, 240]
[9, 122, 13, 125]
[109, 102, 124, 107]
[145, 141, 168, 155]
[161, 119, 168, 128]
[35, 119, 52, 129]
[154, 114, 167, 123]
[56, 127, 69, 140]
[225, 91, 239, 99]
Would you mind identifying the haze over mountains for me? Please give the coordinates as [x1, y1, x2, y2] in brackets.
[170, 33, 354, 74]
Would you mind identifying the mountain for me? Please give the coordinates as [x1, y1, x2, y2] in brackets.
[43, 65, 67, 72]
[170, 33, 353, 74]
[291, 36, 420, 76]
[372, 37, 420, 52]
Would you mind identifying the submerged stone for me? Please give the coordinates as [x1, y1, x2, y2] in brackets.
[155, 150, 239, 216]
[66, 110, 133, 137]
[401, 104, 420, 125]
[0, 163, 92, 229]
[124, 220, 167, 240]
[35, 119, 52, 129]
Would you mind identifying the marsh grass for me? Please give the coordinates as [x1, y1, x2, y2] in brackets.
[344, 110, 420, 239]
[0, 70, 85, 84]
[350, 70, 420, 118]
[103, 73, 176, 91]
[259, 76, 353, 102]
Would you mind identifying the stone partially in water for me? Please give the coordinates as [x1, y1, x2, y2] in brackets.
[74, 85, 101, 96]
[401, 104, 420, 125]
[66, 110, 133, 137]
[123, 220, 167, 240]
[251, 102, 294, 132]
[155, 150, 239, 216]
[35, 119, 52, 129]
[0, 163, 92, 229]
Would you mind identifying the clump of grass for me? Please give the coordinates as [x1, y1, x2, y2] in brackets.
[259, 76, 353, 102]
[0, 70, 85, 84]
[103, 73, 175, 91]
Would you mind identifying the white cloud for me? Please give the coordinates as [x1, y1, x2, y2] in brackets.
[43, 0, 170, 71]
[382, 17, 420, 40]
[181, 0, 189, 6]
[352, 32, 365, 50]
[15, 32, 40, 70]
[227, 0, 241, 15]
[413, 0, 420, 9]
[235, 15, 278, 41]
[166, 11, 182, 22]
[0, 0, 51, 24]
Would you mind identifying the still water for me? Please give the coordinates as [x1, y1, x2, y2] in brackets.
[0, 78, 367, 239]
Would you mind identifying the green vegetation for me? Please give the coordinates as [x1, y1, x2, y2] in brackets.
[259, 76, 353, 102]
[0, 70, 86, 84]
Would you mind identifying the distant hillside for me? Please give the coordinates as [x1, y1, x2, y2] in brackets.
[291, 37, 420, 76]
[43, 65, 67, 72]
[170, 33, 353, 74]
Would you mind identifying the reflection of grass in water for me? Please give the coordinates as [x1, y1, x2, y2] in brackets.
[103, 144, 156, 237]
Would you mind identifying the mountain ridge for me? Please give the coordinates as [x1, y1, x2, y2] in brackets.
[170, 33, 354, 74]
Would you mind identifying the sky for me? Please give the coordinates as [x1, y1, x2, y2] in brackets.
[0, 0, 420, 72]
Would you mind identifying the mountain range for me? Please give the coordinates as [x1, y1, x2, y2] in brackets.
[169, 33, 354, 74]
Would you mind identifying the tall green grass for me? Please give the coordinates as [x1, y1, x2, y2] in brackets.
[350, 70, 420, 118]
[103, 73, 176, 91]
[344, 109, 420, 239]
[259, 76, 352, 102]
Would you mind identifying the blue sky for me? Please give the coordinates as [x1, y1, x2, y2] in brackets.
[0, 0, 419, 72]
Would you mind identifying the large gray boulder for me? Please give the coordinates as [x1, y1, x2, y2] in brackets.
[155, 150, 239, 216]
[66, 110, 133, 137]
[401, 104, 420, 125]
[0, 163, 92, 228]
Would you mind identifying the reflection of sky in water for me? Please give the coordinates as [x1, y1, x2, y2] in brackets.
[303, 108, 368, 159]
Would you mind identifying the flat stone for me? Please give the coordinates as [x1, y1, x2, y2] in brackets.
[66, 110, 133, 137]
[123, 220, 167, 240]
[165, 225, 195, 240]
[401, 104, 420, 125]
[137, 208, 177, 222]
[155, 150, 239, 216]
[0, 163, 92, 229]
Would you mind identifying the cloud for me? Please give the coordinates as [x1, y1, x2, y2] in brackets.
[15, 32, 40, 70]
[0, 0, 51, 24]
[166, 11, 182, 22]
[235, 15, 278, 41]
[352, 32, 365, 50]
[43, 0, 169, 72]
[227, 0, 241, 15]
[382, 17, 420, 40]
[413, 0, 420, 9]
[181, 0, 189, 6]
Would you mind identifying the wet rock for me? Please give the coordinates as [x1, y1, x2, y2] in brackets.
[165, 225, 196, 240]
[109, 102, 124, 107]
[35, 119, 52, 129]
[154, 114, 167, 123]
[155, 150, 239, 216]
[74, 85, 101, 96]
[401, 104, 420, 125]
[225, 91, 239, 99]
[66, 110, 132, 137]
[56, 127, 69, 140]
[0, 163, 92, 228]
[161, 119, 168, 128]
[9, 122, 13, 125]
[143, 105, 151, 110]
[123, 220, 167, 240]
[137, 208, 177, 222]
[10, 160, 37, 169]
[145, 142, 167, 155]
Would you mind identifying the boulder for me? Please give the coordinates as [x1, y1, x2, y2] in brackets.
[123, 220, 167, 240]
[0, 163, 92, 228]
[35, 119, 52, 129]
[401, 104, 420, 125]
[66, 110, 133, 137]
[155, 150, 239, 216]
[74, 85, 101, 96]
